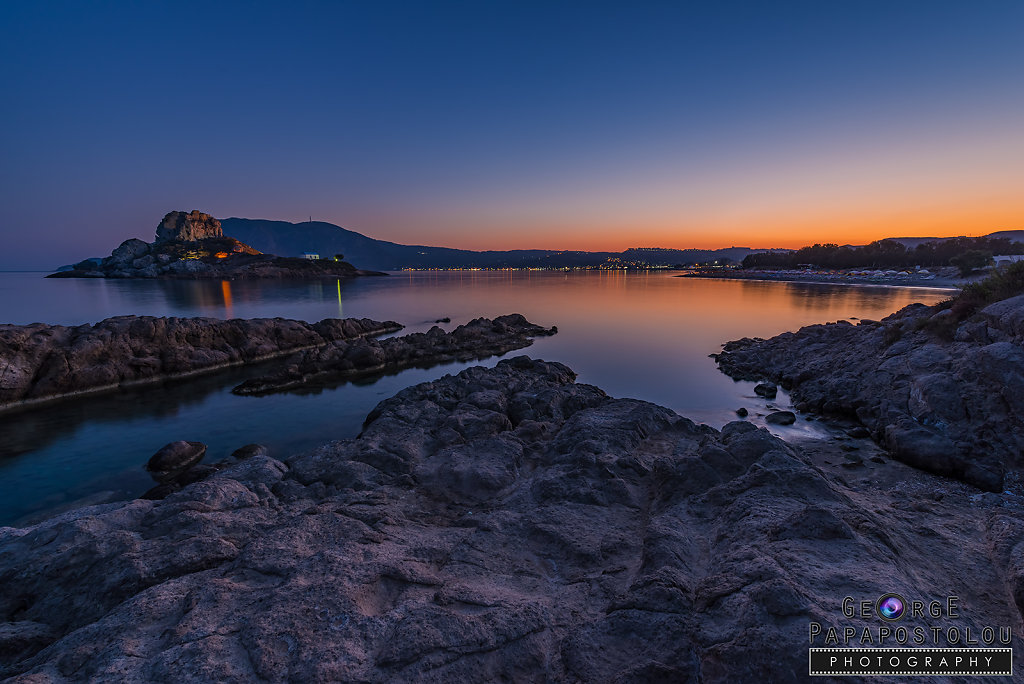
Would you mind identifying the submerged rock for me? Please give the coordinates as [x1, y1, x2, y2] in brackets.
[2, 358, 1023, 681]
[753, 382, 777, 398]
[146, 440, 207, 482]
[231, 444, 269, 460]
[765, 410, 796, 425]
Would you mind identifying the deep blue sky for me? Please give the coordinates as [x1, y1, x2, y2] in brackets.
[1, 1, 1022, 269]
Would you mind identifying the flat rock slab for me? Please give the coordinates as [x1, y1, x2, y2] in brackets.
[2, 357, 1023, 682]
[0, 315, 401, 410]
[231, 313, 557, 395]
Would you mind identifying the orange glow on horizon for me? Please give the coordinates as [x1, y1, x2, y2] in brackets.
[342, 122, 1024, 253]
[374, 202, 1024, 253]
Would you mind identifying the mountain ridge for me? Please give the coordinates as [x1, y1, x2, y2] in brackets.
[220, 218, 769, 270]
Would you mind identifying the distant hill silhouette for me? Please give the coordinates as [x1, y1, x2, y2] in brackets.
[221, 218, 766, 270]
[884, 231, 1024, 249]
[219, 218, 1023, 271]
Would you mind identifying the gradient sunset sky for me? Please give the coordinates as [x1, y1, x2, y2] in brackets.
[1, 1, 1022, 269]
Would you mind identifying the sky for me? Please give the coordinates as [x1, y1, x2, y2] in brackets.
[1, 0, 1022, 269]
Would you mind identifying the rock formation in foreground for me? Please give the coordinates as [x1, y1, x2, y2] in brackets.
[1, 358, 1022, 681]
[715, 293, 1024, 491]
[232, 313, 557, 395]
[49, 210, 384, 280]
[0, 316, 401, 411]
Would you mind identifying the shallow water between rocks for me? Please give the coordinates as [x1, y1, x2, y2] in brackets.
[0, 270, 950, 525]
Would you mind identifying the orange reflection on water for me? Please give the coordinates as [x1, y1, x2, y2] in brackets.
[221, 280, 233, 318]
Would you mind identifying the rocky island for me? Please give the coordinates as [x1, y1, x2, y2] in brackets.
[48, 210, 384, 280]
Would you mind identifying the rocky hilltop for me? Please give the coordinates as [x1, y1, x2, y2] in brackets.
[49, 210, 383, 280]
[716, 291, 1024, 492]
[0, 316, 401, 411]
[155, 210, 224, 242]
[1, 357, 1022, 681]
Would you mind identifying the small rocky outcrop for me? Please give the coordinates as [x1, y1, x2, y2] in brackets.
[1, 358, 1022, 681]
[716, 294, 1024, 491]
[232, 314, 557, 395]
[0, 316, 401, 410]
[155, 210, 224, 243]
[140, 442, 271, 501]
[49, 210, 385, 280]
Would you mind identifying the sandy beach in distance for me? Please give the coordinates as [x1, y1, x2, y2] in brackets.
[675, 266, 975, 290]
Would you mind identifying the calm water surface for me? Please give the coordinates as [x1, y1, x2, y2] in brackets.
[0, 270, 951, 525]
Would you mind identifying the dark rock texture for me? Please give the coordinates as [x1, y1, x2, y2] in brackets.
[155, 210, 224, 243]
[716, 294, 1024, 491]
[232, 313, 557, 395]
[0, 316, 401, 410]
[1, 357, 1022, 681]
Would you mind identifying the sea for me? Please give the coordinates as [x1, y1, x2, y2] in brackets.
[0, 270, 951, 525]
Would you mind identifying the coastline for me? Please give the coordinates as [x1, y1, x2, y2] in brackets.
[0, 316, 403, 413]
[2, 355, 1022, 680]
[3, 286, 1023, 680]
[675, 269, 968, 290]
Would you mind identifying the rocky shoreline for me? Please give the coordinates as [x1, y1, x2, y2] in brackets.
[715, 293, 1024, 492]
[232, 314, 557, 395]
[0, 314, 557, 414]
[677, 268, 967, 289]
[0, 316, 402, 412]
[4, 284, 1024, 680]
[1, 356, 1023, 681]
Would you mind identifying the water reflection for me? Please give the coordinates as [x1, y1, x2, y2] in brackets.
[221, 280, 233, 318]
[0, 271, 952, 525]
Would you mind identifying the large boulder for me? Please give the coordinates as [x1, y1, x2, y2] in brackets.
[155, 210, 223, 243]
[106, 239, 150, 266]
